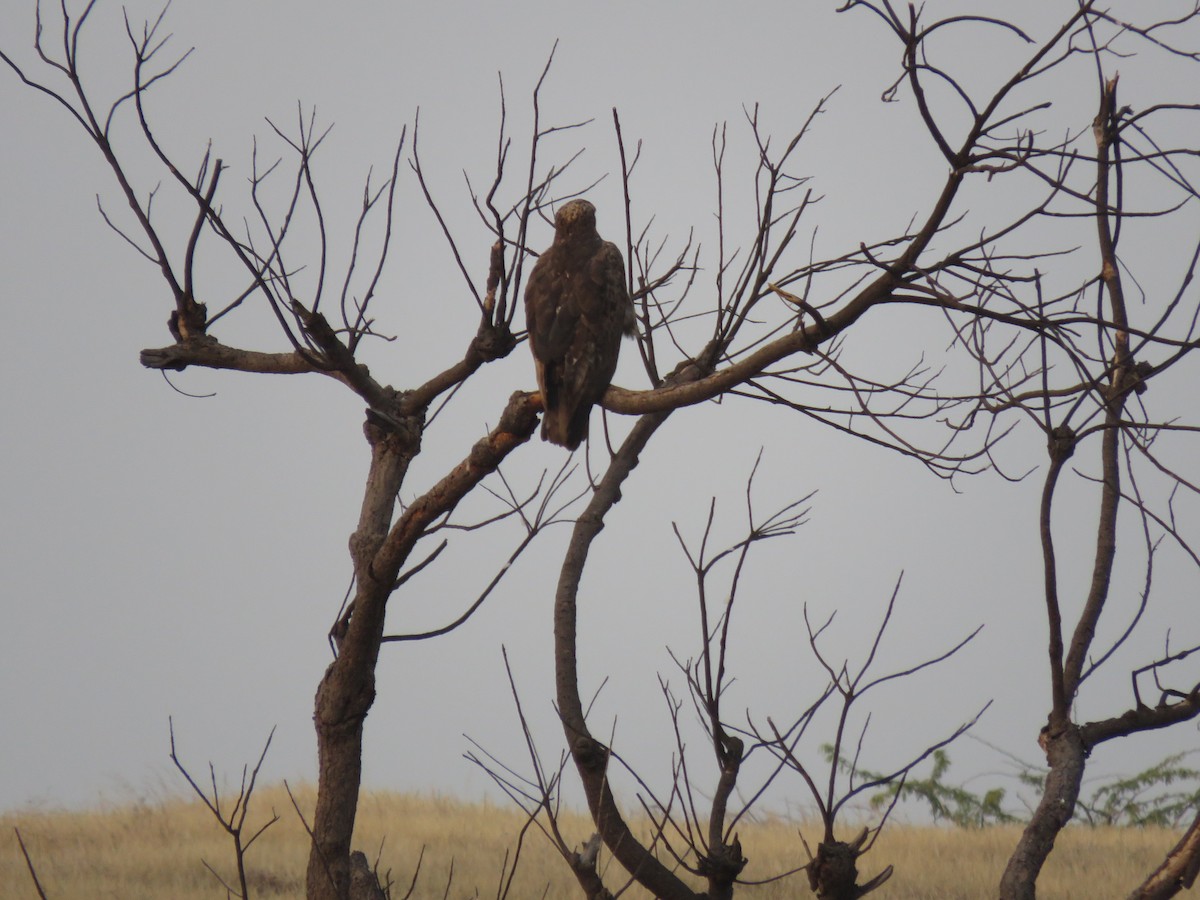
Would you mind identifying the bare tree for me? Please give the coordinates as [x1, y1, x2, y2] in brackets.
[4, 2, 1200, 899]
[168, 719, 280, 899]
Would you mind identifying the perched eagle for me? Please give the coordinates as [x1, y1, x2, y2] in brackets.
[524, 200, 636, 450]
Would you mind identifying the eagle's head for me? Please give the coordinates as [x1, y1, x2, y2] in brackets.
[554, 199, 597, 239]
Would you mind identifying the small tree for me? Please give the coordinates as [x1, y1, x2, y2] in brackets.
[4, 2, 1200, 898]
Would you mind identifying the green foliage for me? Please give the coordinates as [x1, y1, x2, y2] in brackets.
[873, 749, 1019, 828]
[824, 746, 1200, 829]
[823, 745, 1019, 828]
[1022, 752, 1200, 828]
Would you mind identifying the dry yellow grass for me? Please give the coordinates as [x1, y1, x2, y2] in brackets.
[1, 786, 1179, 898]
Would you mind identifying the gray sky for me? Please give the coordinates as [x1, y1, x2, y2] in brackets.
[2, 0, 1197, 820]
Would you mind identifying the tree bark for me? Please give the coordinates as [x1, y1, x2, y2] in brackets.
[554, 408, 703, 900]
[998, 721, 1087, 898]
[307, 420, 416, 899]
[306, 393, 538, 899]
[1129, 808, 1200, 900]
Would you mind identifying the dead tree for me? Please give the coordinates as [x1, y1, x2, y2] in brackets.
[828, 6, 1200, 898]
[546, 3, 1200, 898]
[4, 2, 1200, 899]
[474, 475, 980, 899]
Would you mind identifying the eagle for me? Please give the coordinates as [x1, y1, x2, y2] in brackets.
[524, 199, 636, 450]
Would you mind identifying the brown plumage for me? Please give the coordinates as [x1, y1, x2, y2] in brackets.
[524, 200, 636, 450]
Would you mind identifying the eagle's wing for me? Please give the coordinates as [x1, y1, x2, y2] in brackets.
[585, 240, 635, 354]
[524, 246, 580, 364]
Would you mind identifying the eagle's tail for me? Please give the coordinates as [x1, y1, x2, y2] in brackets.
[541, 401, 590, 452]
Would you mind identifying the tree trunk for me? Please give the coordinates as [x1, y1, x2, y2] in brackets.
[306, 587, 387, 899]
[303, 397, 537, 899]
[553, 409, 705, 900]
[998, 725, 1086, 899]
[1128, 809, 1200, 900]
[306, 422, 415, 899]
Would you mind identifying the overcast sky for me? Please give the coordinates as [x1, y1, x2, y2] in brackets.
[2, 0, 1197, 822]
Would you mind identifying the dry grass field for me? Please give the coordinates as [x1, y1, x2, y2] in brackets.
[2, 785, 1178, 898]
